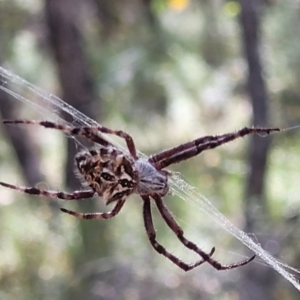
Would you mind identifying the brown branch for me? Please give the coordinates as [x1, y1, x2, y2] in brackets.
[238, 1, 277, 299]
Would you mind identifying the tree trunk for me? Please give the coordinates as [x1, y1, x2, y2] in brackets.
[238, 0, 277, 299]
[44, 1, 110, 298]
[0, 91, 44, 185]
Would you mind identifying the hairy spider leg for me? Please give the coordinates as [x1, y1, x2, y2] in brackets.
[3, 120, 137, 158]
[0, 182, 95, 200]
[60, 199, 126, 219]
[155, 127, 280, 169]
[3, 120, 110, 147]
[149, 133, 235, 164]
[142, 196, 215, 271]
[152, 194, 255, 270]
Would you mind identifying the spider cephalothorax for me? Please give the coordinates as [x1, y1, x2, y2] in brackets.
[0, 119, 280, 271]
[135, 159, 169, 197]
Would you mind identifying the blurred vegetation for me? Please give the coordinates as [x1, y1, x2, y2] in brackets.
[0, 0, 300, 299]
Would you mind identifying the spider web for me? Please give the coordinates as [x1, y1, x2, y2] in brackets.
[0, 66, 300, 291]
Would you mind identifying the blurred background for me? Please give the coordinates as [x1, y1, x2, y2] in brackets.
[0, 0, 300, 299]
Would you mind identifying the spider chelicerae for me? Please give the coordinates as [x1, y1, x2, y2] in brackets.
[0, 120, 279, 271]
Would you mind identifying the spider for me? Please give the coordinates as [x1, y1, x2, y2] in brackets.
[0, 120, 279, 271]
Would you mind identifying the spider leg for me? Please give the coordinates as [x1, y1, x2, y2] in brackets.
[152, 194, 255, 270]
[142, 195, 215, 271]
[91, 126, 137, 159]
[149, 134, 231, 164]
[3, 120, 111, 147]
[60, 199, 125, 219]
[0, 181, 95, 200]
[154, 126, 279, 169]
[3, 120, 137, 158]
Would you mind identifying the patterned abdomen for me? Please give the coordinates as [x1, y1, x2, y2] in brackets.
[75, 146, 138, 205]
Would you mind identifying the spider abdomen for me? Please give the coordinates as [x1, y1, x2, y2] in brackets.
[75, 146, 138, 205]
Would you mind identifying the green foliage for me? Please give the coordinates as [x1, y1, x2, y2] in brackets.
[1, 0, 300, 299]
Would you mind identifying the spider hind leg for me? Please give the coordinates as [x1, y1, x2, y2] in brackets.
[3, 120, 137, 158]
[0, 181, 94, 200]
[60, 199, 126, 219]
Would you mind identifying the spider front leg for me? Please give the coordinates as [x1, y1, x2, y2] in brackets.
[142, 196, 215, 271]
[152, 194, 255, 270]
[154, 126, 280, 169]
[0, 181, 95, 200]
[61, 199, 126, 219]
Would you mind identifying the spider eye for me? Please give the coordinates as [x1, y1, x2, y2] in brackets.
[119, 179, 133, 188]
[101, 172, 115, 181]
